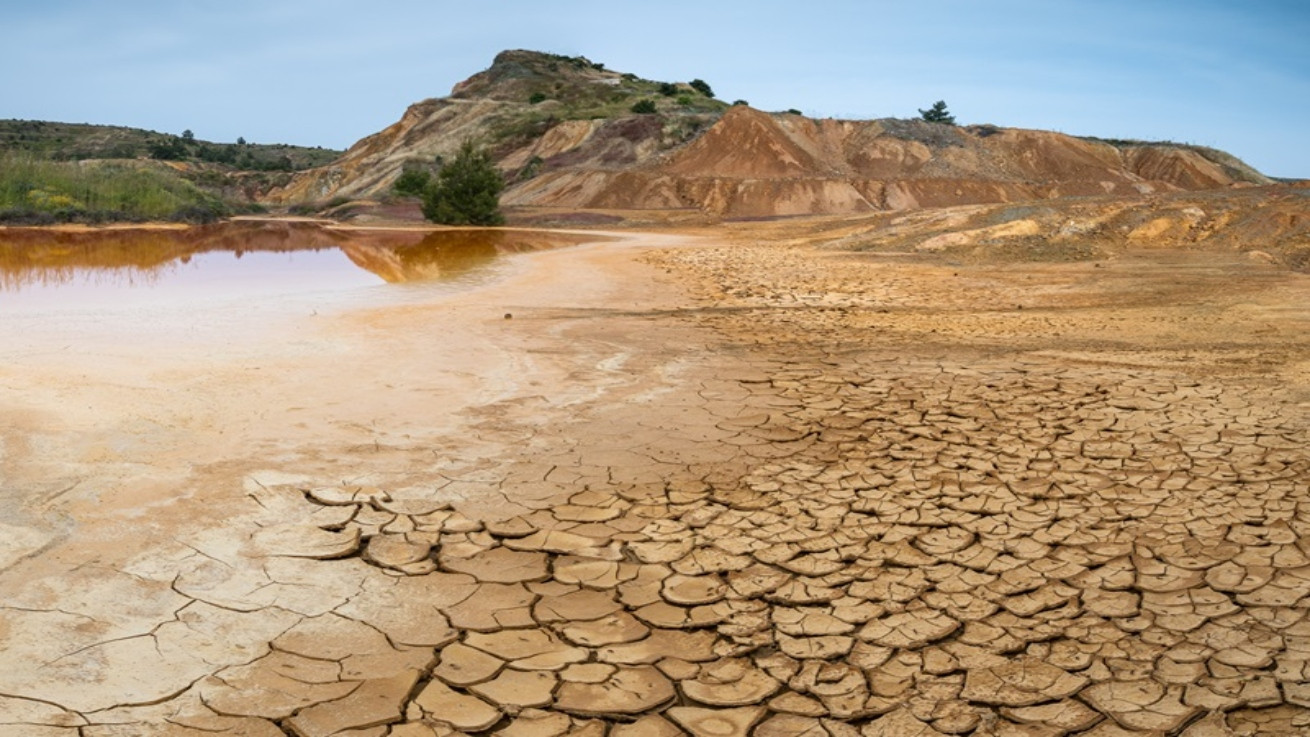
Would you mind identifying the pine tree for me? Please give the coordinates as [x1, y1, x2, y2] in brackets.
[421, 140, 505, 226]
[918, 101, 956, 125]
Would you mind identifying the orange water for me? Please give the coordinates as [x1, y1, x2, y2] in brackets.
[0, 222, 591, 312]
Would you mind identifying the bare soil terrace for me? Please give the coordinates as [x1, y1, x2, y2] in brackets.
[1, 218, 1308, 736]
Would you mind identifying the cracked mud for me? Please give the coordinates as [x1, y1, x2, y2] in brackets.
[2, 227, 1308, 737]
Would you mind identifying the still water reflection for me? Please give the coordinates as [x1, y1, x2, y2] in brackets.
[0, 221, 597, 311]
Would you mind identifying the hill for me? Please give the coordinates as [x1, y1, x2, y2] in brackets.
[271, 50, 727, 205]
[274, 50, 1272, 219]
[0, 119, 340, 170]
[0, 120, 343, 224]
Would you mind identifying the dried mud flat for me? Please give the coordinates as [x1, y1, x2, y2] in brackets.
[2, 223, 1309, 737]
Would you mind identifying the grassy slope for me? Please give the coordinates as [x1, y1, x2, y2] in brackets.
[0, 120, 340, 169]
[0, 120, 343, 224]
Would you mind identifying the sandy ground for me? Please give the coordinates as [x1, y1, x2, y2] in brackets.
[1, 222, 1308, 736]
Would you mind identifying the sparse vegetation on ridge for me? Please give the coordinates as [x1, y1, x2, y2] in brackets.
[452, 50, 728, 124]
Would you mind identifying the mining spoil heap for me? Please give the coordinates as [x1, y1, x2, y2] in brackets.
[273, 50, 1269, 220]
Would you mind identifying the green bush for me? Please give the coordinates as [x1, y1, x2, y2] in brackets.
[421, 141, 504, 226]
[393, 167, 432, 197]
[528, 92, 547, 104]
[631, 99, 658, 114]
[658, 82, 678, 97]
[689, 79, 714, 97]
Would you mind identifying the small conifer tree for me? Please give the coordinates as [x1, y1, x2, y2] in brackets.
[919, 101, 956, 125]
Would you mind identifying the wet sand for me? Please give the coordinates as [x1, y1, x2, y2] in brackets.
[1, 223, 1308, 736]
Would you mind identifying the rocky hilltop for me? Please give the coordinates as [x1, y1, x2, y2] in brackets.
[274, 50, 1271, 218]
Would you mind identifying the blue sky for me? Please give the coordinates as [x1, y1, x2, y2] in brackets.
[3, 0, 1308, 177]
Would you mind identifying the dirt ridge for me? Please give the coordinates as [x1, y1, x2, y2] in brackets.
[271, 51, 1271, 218]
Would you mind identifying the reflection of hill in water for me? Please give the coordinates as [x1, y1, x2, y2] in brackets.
[339, 230, 502, 283]
[0, 222, 598, 290]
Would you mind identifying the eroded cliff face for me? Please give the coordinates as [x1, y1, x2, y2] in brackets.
[271, 51, 1272, 217]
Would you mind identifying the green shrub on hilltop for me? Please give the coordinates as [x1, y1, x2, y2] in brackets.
[689, 79, 714, 97]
